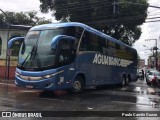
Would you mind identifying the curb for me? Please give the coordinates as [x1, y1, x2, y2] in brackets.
[0, 79, 15, 84]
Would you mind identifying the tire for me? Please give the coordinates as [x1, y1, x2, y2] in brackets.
[70, 76, 84, 94]
[146, 79, 151, 86]
[125, 76, 129, 86]
[121, 76, 126, 86]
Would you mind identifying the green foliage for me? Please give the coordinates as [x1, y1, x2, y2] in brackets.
[39, 0, 148, 46]
[0, 10, 52, 26]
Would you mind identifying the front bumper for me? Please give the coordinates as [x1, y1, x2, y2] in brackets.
[15, 76, 58, 90]
[15, 75, 71, 91]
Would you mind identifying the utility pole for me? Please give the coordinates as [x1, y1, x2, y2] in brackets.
[145, 39, 158, 70]
[113, 0, 119, 18]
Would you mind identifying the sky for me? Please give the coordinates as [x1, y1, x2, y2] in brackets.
[0, 0, 57, 22]
[0, 0, 160, 64]
[133, 0, 160, 64]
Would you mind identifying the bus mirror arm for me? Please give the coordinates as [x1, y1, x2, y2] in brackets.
[51, 35, 76, 49]
[8, 37, 25, 49]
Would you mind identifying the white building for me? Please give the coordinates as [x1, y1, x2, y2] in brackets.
[0, 24, 31, 79]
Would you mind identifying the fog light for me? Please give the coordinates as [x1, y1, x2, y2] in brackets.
[45, 83, 53, 88]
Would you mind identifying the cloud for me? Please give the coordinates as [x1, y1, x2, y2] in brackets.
[0, 0, 40, 12]
[0, 0, 57, 22]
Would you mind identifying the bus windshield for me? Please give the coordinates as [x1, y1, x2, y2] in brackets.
[18, 29, 63, 70]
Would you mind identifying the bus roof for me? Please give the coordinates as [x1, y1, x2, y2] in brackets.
[30, 22, 135, 50]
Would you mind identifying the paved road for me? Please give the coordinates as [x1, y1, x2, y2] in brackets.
[0, 79, 160, 120]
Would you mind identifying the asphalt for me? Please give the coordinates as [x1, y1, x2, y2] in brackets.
[0, 79, 160, 120]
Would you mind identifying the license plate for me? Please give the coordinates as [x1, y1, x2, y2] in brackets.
[26, 85, 33, 88]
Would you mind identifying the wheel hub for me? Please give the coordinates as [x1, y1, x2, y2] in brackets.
[73, 81, 81, 90]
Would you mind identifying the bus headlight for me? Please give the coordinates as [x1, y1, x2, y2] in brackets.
[42, 70, 64, 79]
[16, 70, 64, 80]
[42, 74, 52, 79]
[15, 71, 20, 76]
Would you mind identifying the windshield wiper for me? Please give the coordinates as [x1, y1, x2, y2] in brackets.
[20, 45, 36, 67]
[20, 45, 42, 69]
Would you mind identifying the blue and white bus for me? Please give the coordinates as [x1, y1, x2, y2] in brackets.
[8, 22, 138, 93]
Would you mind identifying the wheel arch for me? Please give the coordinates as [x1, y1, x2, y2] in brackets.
[121, 73, 127, 80]
[72, 72, 86, 86]
[127, 74, 131, 82]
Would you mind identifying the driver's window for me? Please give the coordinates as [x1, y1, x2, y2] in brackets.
[58, 39, 70, 66]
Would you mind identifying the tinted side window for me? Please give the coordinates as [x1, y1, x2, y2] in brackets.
[99, 36, 108, 55]
[79, 31, 90, 51]
[115, 43, 120, 50]
[108, 40, 116, 56]
[90, 32, 101, 52]
[80, 31, 101, 52]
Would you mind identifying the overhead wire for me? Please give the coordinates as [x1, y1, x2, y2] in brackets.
[146, 17, 160, 20]
[55, 3, 113, 13]
[145, 20, 160, 23]
[69, 10, 148, 21]
[54, 1, 148, 13]
[54, 2, 148, 23]
[148, 13, 160, 17]
[148, 8, 160, 14]
[43, 0, 160, 24]
[54, 1, 113, 8]
[87, 15, 148, 25]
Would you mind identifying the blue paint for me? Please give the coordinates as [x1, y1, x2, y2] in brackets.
[11, 22, 137, 91]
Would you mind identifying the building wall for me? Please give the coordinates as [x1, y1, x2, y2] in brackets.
[0, 29, 29, 79]
[139, 59, 145, 69]
[0, 29, 27, 59]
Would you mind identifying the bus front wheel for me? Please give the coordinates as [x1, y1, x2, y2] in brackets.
[70, 76, 84, 94]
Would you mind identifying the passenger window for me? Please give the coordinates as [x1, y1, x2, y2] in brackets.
[80, 31, 101, 53]
[108, 41, 116, 56]
[115, 43, 120, 50]
[99, 36, 108, 55]
[80, 31, 90, 51]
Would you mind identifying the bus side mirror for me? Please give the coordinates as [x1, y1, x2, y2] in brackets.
[8, 37, 25, 49]
[51, 35, 76, 49]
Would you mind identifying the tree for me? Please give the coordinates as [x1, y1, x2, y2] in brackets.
[0, 11, 52, 26]
[39, 0, 148, 46]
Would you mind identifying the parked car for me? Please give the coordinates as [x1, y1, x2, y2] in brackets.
[146, 70, 160, 86]
[145, 69, 154, 78]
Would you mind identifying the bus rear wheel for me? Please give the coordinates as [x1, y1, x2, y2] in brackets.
[121, 76, 126, 86]
[70, 76, 84, 94]
[125, 76, 129, 86]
